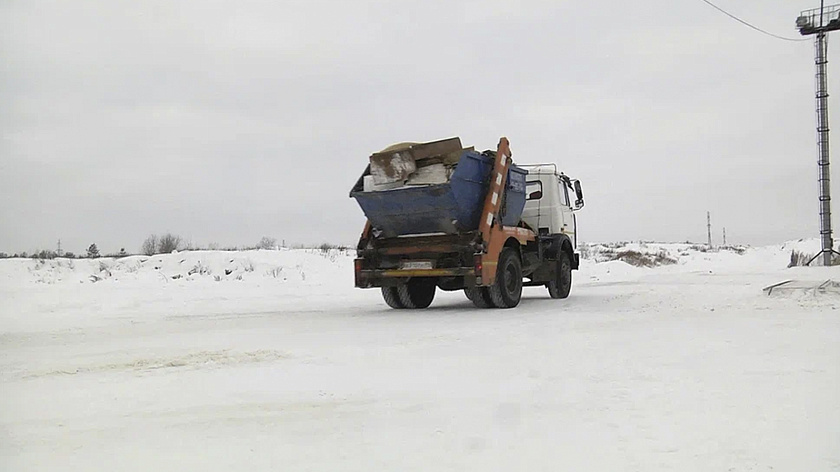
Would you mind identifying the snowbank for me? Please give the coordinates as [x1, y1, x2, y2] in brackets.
[580, 238, 829, 272]
[0, 248, 353, 287]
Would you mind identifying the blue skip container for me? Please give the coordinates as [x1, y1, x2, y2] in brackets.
[351, 151, 527, 237]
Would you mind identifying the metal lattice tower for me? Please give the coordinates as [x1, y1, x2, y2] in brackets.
[814, 32, 833, 265]
[797, 2, 840, 265]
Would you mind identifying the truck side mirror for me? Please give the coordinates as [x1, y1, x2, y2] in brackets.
[573, 180, 584, 209]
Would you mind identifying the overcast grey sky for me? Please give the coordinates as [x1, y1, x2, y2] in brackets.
[1, 0, 838, 254]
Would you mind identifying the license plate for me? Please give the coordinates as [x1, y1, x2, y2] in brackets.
[400, 260, 434, 270]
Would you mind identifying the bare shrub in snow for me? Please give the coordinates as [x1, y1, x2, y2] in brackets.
[788, 250, 813, 267]
[143, 236, 161, 255]
[188, 262, 211, 276]
[786, 250, 840, 267]
[267, 266, 284, 278]
[141, 235, 158, 256]
[33, 249, 58, 260]
[257, 237, 277, 250]
[158, 234, 182, 254]
[609, 250, 677, 268]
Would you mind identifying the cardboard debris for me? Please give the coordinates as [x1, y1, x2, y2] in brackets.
[379, 137, 462, 161]
[370, 151, 416, 185]
[364, 137, 474, 191]
[369, 137, 463, 185]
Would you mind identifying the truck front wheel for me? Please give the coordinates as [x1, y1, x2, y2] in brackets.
[397, 278, 436, 309]
[547, 251, 572, 299]
[488, 247, 522, 308]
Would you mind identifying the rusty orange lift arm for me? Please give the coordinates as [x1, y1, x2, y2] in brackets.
[476, 138, 535, 286]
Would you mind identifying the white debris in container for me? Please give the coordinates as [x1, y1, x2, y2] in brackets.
[406, 164, 448, 186]
[363, 175, 405, 192]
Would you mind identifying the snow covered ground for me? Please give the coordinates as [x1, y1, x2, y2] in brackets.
[1, 242, 838, 471]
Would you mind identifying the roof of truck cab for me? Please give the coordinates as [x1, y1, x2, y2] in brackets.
[518, 164, 561, 175]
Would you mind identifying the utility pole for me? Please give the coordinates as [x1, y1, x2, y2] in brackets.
[707, 211, 712, 248]
[57, 239, 62, 257]
[797, 2, 840, 265]
[723, 227, 727, 246]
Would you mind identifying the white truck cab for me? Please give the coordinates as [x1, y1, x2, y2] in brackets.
[518, 164, 584, 247]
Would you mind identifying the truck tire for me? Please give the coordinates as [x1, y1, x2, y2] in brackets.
[464, 286, 494, 308]
[547, 251, 572, 299]
[397, 278, 436, 309]
[487, 247, 522, 308]
[381, 286, 405, 309]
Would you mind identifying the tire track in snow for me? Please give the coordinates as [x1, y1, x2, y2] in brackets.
[17, 349, 289, 379]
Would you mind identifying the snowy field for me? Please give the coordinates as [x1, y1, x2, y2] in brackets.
[1, 241, 838, 471]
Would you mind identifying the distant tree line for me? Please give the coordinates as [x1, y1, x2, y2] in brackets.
[0, 235, 351, 260]
[0, 243, 129, 260]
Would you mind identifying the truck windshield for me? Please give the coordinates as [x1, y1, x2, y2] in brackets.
[560, 182, 570, 206]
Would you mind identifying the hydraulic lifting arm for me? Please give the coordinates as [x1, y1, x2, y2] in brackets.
[479, 137, 512, 241]
[475, 138, 535, 286]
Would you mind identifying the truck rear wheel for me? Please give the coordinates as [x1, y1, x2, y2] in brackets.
[488, 247, 522, 308]
[547, 251, 572, 299]
[464, 287, 494, 308]
[381, 286, 405, 309]
[397, 278, 436, 309]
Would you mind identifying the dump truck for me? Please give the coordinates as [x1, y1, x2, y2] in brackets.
[350, 137, 584, 309]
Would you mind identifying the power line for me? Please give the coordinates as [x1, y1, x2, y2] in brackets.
[698, 0, 810, 42]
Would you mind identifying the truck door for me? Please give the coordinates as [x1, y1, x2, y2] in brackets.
[556, 178, 576, 242]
